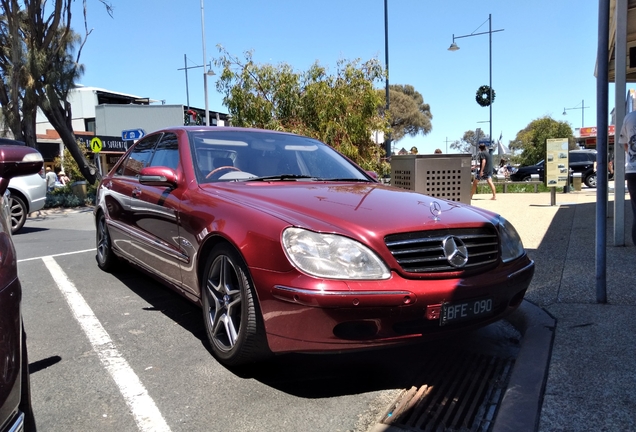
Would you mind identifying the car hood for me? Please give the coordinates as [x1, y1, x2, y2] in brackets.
[203, 182, 497, 238]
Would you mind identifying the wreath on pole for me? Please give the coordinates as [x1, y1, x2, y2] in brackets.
[475, 85, 496, 107]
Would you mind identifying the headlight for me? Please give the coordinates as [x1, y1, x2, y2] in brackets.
[496, 216, 525, 262]
[282, 227, 390, 279]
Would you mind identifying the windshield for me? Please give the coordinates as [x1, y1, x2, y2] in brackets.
[188, 130, 371, 183]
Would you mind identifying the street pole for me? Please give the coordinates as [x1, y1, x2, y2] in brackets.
[201, 0, 210, 127]
[448, 15, 503, 149]
[488, 14, 492, 149]
[563, 99, 589, 128]
[177, 57, 213, 123]
[384, 0, 391, 159]
[184, 54, 190, 110]
[576, 99, 586, 128]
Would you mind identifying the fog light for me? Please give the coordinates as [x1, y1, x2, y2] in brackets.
[333, 321, 379, 340]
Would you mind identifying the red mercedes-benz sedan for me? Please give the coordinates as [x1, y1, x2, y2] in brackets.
[94, 127, 534, 366]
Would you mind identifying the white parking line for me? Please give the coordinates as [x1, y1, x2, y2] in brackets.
[41, 256, 172, 432]
[18, 248, 96, 263]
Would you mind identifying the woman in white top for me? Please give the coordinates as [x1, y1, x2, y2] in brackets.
[619, 110, 636, 245]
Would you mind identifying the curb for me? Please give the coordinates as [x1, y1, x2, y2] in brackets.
[492, 300, 556, 432]
[29, 206, 94, 217]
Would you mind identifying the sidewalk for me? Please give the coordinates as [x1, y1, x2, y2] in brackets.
[470, 187, 636, 431]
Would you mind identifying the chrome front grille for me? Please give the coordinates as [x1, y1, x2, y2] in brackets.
[385, 228, 499, 274]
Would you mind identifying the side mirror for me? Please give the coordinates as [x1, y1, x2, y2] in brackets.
[365, 170, 378, 180]
[0, 145, 44, 195]
[139, 166, 178, 188]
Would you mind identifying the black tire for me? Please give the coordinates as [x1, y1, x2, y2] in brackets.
[585, 173, 597, 188]
[8, 193, 27, 234]
[522, 176, 532, 182]
[201, 244, 269, 366]
[96, 213, 117, 271]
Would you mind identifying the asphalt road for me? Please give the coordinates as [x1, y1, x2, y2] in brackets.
[14, 209, 522, 432]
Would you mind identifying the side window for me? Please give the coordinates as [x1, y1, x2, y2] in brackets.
[119, 135, 161, 177]
[149, 133, 179, 170]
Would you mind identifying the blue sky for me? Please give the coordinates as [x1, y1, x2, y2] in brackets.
[71, 0, 631, 154]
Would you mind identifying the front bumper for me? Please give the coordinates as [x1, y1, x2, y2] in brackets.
[254, 257, 535, 353]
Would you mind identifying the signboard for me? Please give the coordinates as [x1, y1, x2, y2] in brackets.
[77, 135, 130, 153]
[121, 128, 146, 141]
[545, 138, 569, 188]
[578, 125, 615, 138]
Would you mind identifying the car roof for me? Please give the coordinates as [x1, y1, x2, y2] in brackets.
[0, 137, 26, 146]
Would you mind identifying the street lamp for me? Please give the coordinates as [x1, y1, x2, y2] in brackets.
[177, 55, 214, 113]
[448, 14, 504, 150]
[563, 99, 589, 128]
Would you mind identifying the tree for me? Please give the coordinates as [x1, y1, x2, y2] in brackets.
[450, 129, 485, 154]
[410, 146, 418, 154]
[215, 47, 390, 174]
[0, 0, 112, 184]
[378, 84, 432, 143]
[509, 116, 575, 166]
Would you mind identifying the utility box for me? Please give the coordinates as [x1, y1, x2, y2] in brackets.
[390, 154, 473, 204]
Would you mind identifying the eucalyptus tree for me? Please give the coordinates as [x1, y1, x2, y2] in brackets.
[509, 116, 574, 166]
[215, 47, 390, 173]
[380, 84, 433, 142]
[0, 0, 112, 183]
[450, 129, 482, 154]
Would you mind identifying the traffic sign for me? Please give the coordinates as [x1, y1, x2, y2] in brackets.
[121, 129, 146, 141]
[90, 137, 103, 153]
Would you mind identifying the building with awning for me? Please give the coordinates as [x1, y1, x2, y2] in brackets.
[574, 125, 616, 148]
[35, 85, 229, 174]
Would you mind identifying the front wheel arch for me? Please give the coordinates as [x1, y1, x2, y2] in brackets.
[201, 242, 270, 366]
[95, 210, 118, 271]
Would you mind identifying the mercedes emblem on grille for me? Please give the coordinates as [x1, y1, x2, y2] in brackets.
[429, 201, 442, 221]
[442, 236, 468, 268]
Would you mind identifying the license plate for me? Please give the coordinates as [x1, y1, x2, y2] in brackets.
[440, 297, 493, 326]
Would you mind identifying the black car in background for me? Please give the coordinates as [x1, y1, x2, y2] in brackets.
[510, 149, 598, 188]
[0, 144, 42, 432]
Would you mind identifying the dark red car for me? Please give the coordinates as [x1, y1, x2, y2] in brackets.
[0, 144, 41, 432]
[94, 127, 534, 366]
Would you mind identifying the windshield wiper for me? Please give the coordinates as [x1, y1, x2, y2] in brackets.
[319, 178, 371, 182]
[248, 174, 317, 181]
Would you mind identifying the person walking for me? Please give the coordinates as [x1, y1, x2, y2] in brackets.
[45, 167, 58, 191]
[619, 110, 636, 245]
[471, 143, 496, 200]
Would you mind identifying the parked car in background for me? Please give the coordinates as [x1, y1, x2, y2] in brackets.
[568, 149, 598, 188]
[8, 173, 46, 234]
[509, 160, 545, 183]
[95, 126, 535, 366]
[0, 139, 47, 234]
[509, 149, 598, 188]
[0, 143, 42, 432]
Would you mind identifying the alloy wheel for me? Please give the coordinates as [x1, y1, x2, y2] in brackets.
[205, 255, 243, 352]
